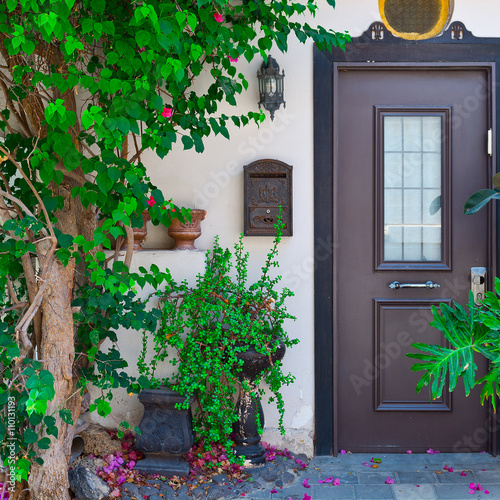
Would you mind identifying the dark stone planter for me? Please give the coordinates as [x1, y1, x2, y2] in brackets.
[135, 387, 193, 477]
[232, 341, 286, 465]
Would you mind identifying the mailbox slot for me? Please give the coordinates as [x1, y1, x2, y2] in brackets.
[244, 159, 293, 236]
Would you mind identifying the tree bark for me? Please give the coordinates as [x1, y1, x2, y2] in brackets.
[27, 259, 75, 500]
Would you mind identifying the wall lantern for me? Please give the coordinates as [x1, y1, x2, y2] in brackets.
[257, 55, 285, 121]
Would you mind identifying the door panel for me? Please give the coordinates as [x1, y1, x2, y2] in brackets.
[337, 68, 491, 452]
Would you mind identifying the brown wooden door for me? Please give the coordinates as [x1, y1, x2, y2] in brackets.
[336, 66, 493, 452]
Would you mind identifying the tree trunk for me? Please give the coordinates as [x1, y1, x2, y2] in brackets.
[28, 259, 75, 500]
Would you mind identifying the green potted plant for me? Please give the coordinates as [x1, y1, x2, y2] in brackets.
[138, 210, 297, 463]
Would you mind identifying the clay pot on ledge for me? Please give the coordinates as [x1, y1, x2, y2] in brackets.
[168, 209, 206, 250]
[133, 211, 151, 250]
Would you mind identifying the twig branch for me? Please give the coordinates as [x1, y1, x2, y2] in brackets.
[0, 302, 29, 315]
[123, 224, 134, 269]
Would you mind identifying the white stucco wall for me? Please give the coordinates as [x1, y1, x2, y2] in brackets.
[91, 0, 500, 456]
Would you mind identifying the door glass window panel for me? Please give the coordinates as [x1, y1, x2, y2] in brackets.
[383, 115, 442, 262]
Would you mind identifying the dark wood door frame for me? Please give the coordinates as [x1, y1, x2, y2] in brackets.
[314, 21, 500, 456]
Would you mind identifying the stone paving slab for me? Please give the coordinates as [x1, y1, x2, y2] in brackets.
[235, 453, 500, 500]
[434, 484, 480, 499]
[353, 484, 395, 499]
[395, 471, 437, 483]
[392, 483, 437, 499]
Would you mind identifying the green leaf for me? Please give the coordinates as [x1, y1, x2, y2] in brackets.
[59, 408, 73, 425]
[464, 189, 500, 215]
[38, 437, 51, 449]
[23, 428, 38, 444]
[136, 30, 151, 47]
[91, 0, 105, 14]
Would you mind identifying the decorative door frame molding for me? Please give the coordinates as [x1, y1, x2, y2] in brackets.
[313, 21, 500, 456]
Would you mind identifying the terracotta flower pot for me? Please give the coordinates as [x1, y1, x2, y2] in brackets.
[133, 211, 151, 250]
[168, 209, 206, 250]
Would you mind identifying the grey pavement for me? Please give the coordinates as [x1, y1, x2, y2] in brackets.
[239, 453, 500, 500]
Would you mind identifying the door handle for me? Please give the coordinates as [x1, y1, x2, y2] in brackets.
[471, 267, 487, 305]
[389, 281, 440, 290]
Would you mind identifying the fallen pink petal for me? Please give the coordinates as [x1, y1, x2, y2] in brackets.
[303, 495, 311, 500]
[340, 449, 346, 454]
[302, 478, 310, 488]
[333, 478, 340, 486]
[461, 471, 467, 476]
[270, 488, 277, 494]
[406, 450, 412, 454]
[485, 489, 490, 494]
[385, 477, 394, 484]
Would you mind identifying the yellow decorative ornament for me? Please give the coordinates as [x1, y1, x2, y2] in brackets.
[379, 0, 454, 40]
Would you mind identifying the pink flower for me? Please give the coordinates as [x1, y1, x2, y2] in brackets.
[406, 450, 412, 454]
[443, 465, 453, 472]
[340, 449, 346, 454]
[485, 489, 490, 494]
[270, 489, 277, 494]
[333, 478, 340, 486]
[147, 196, 155, 207]
[302, 478, 310, 488]
[363, 461, 370, 467]
[385, 477, 394, 484]
[318, 477, 334, 484]
[111, 490, 120, 498]
[303, 495, 311, 500]
[460, 471, 467, 476]
[138, 47, 145, 53]
[229, 56, 238, 62]
[161, 107, 173, 118]
[426, 448, 440, 454]
[214, 12, 223, 22]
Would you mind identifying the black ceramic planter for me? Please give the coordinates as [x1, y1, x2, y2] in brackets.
[232, 340, 286, 465]
[135, 387, 193, 477]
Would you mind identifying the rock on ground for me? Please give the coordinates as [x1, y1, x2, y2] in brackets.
[68, 465, 111, 500]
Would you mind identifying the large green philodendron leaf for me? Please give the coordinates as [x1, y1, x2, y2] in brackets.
[407, 293, 482, 400]
[464, 188, 500, 215]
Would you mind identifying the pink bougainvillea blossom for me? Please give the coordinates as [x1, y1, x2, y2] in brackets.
[138, 47, 145, 53]
[426, 448, 440, 454]
[147, 196, 156, 207]
[302, 478, 310, 488]
[406, 450, 412, 454]
[460, 471, 468, 476]
[385, 477, 394, 484]
[340, 449, 346, 454]
[270, 488, 277, 494]
[333, 478, 341, 486]
[443, 465, 454, 472]
[303, 495, 311, 500]
[229, 56, 238, 62]
[363, 461, 370, 467]
[318, 477, 334, 484]
[161, 107, 173, 118]
[468, 483, 484, 494]
[214, 12, 223, 22]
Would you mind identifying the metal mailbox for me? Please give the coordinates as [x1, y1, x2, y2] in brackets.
[244, 159, 293, 236]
